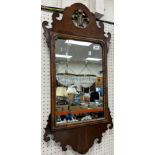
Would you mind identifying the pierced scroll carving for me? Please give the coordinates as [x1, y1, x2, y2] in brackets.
[44, 110, 113, 154]
[42, 21, 51, 49]
[72, 9, 89, 28]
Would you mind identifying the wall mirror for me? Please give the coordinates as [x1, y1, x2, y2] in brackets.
[42, 3, 113, 154]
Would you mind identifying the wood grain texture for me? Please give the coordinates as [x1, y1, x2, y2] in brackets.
[44, 112, 113, 154]
[42, 3, 113, 154]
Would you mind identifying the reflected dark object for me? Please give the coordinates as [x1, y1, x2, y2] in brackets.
[90, 91, 99, 102]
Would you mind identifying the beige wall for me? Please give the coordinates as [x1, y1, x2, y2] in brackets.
[102, 0, 114, 22]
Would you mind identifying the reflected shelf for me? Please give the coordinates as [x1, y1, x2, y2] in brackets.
[56, 108, 104, 116]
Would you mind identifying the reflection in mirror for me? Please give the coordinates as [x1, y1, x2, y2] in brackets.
[55, 39, 104, 126]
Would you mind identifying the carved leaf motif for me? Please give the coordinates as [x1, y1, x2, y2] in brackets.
[72, 9, 89, 28]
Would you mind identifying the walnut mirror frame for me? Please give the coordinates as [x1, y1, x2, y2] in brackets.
[42, 3, 113, 154]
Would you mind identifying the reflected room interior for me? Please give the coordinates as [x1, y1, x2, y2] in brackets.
[55, 39, 105, 126]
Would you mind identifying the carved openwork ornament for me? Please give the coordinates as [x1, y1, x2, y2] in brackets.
[72, 9, 89, 28]
[42, 3, 113, 154]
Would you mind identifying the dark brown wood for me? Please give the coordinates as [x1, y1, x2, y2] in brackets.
[44, 112, 113, 154]
[42, 3, 113, 154]
[43, 114, 52, 142]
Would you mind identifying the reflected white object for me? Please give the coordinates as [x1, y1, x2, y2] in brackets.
[81, 115, 92, 121]
[76, 84, 82, 91]
[56, 87, 68, 97]
[84, 93, 90, 97]
[65, 40, 92, 46]
[93, 45, 100, 50]
[56, 119, 67, 124]
[67, 87, 78, 94]
[88, 51, 92, 55]
[56, 75, 96, 87]
[85, 57, 102, 61]
[56, 54, 72, 59]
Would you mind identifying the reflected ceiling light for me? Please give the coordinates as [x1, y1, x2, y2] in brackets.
[88, 51, 91, 56]
[56, 54, 72, 59]
[65, 40, 92, 46]
[85, 57, 102, 61]
[93, 45, 100, 50]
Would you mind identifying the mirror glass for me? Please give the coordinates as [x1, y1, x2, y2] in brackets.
[55, 38, 104, 126]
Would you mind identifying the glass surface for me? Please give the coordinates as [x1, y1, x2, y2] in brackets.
[55, 38, 104, 126]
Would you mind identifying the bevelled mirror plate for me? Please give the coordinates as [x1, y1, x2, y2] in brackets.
[55, 39, 105, 126]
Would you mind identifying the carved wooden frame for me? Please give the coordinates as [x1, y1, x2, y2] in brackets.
[42, 3, 113, 154]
